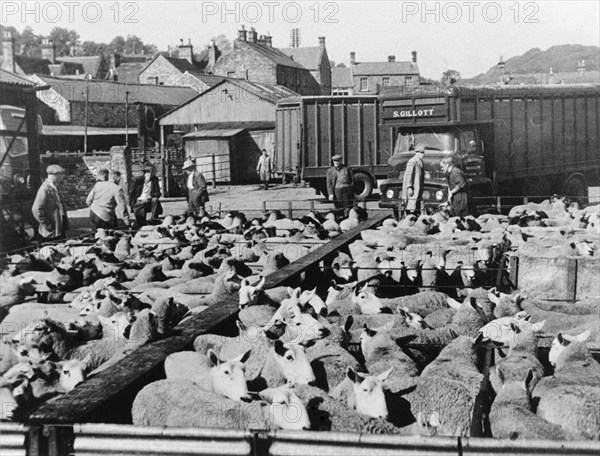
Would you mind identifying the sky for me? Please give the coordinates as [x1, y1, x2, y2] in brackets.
[3, 0, 599, 79]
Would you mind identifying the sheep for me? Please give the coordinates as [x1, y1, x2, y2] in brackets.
[305, 334, 360, 392]
[0, 375, 32, 421]
[0, 276, 38, 319]
[164, 349, 252, 401]
[131, 379, 269, 429]
[360, 321, 419, 393]
[291, 384, 405, 434]
[258, 384, 312, 430]
[150, 297, 188, 335]
[407, 336, 483, 437]
[534, 331, 600, 440]
[334, 367, 393, 420]
[490, 369, 566, 440]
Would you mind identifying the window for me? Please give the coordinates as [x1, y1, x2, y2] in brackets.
[404, 76, 413, 86]
[382, 77, 390, 87]
[279, 71, 285, 84]
[360, 78, 368, 91]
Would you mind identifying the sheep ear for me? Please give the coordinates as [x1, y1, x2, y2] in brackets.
[488, 293, 500, 306]
[495, 365, 505, 385]
[509, 322, 521, 334]
[233, 349, 251, 365]
[236, 320, 247, 333]
[533, 320, 545, 332]
[343, 315, 354, 333]
[207, 349, 221, 367]
[525, 369, 535, 392]
[240, 278, 249, 288]
[473, 333, 484, 345]
[447, 297, 462, 310]
[382, 321, 394, 332]
[291, 287, 301, 301]
[347, 367, 357, 383]
[256, 276, 265, 290]
[397, 307, 408, 317]
[378, 367, 393, 381]
[576, 329, 591, 342]
[273, 340, 287, 357]
[496, 347, 507, 358]
[556, 333, 570, 346]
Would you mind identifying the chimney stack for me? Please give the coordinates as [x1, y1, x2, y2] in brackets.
[249, 27, 258, 43]
[388, 55, 395, 63]
[238, 25, 247, 42]
[41, 38, 56, 63]
[318, 36, 326, 50]
[411, 51, 417, 63]
[208, 40, 220, 73]
[178, 38, 194, 64]
[2, 31, 15, 72]
[350, 51, 356, 65]
[258, 34, 265, 46]
[264, 33, 272, 48]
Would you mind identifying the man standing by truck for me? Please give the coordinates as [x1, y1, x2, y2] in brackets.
[327, 155, 354, 216]
[440, 157, 470, 217]
[401, 144, 426, 217]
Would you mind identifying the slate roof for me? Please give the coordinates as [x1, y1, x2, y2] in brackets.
[113, 62, 146, 83]
[56, 56, 104, 77]
[236, 41, 304, 69]
[33, 75, 197, 106]
[279, 47, 322, 70]
[351, 61, 420, 76]
[140, 55, 207, 76]
[179, 71, 225, 87]
[13, 55, 51, 75]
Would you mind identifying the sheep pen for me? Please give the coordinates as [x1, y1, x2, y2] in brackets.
[2, 199, 599, 455]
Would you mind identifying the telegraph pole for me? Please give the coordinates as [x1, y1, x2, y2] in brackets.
[83, 76, 90, 154]
[125, 83, 130, 147]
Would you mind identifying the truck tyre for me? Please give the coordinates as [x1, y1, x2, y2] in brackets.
[353, 171, 374, 200]
[562, 174, 588, 206]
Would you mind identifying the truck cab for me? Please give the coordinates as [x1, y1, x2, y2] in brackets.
[379, 124, 494, 214]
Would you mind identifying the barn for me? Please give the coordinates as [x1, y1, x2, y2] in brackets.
[158, 79, 296, 184]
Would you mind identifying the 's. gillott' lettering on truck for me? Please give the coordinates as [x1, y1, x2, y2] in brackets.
[392, 109, 435, 118]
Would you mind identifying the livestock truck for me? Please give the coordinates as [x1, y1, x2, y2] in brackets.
[379, 84, 600, 213]
[274, 84, 600, 209]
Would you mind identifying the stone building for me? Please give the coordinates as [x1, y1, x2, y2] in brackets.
[279, 37, 332, 95]
[332, 51, 420, 95]
[213, 26, 321, 96]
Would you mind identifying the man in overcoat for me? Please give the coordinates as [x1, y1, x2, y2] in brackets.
[182, 158, 209, 215]
[326, 154, 354, 217]
[440, 156, 470, 217]
[32, 164, 69, 240]
[401, 144, 426, 217]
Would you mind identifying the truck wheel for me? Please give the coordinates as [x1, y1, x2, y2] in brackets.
[353, 171, 374, 200]
[562, 175, 588, 206]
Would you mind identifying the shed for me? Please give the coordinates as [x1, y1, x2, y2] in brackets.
[159, 79, 296, 184]
[181, 121, 274, 184]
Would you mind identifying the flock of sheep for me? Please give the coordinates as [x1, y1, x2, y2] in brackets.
[0, 197, 598, 443]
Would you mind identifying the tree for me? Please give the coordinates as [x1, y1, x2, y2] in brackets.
[441, 69, 461, 84]
[18, 26, 42, 57]
[80, 40, 106, 56]
[336, 62, 346, 68]
[48, 27, 79, 57]
[108, 35, 126, 53]
[210, 34, 232, 55]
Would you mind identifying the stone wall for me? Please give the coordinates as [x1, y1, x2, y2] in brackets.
[40, 154, 110, 209]
[70, 101, 139, 128]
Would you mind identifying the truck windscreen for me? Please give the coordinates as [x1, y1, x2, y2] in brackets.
[393, 129, 454, 154]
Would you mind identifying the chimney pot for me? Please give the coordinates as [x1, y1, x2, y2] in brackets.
[411, 51, 417, 63]
[238, 26, 248, 42]
[318, 36, 326, 49]
[2, 31, 15, 72]
[350, 51, 356, 65]
[388, 55, 395, 62]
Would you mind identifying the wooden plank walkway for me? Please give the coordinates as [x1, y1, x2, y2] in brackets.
[30, 213, 389, 425]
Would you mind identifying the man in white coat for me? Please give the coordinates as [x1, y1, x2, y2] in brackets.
[401, 143, 426, 217]
[256, 149, 272, 190]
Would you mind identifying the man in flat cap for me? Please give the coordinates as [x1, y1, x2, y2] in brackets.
[326, 154, 354, 217]
[86, 168, 130, 230]
[32, 164, 69, 240]
[401, 143, 426, 217]
[182, 158, 208, 216]
[129, 165, 162, 227]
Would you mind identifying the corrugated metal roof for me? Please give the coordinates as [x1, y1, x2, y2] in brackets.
[279, 47, 322, 70]
[0, 69, 35, 86]
[183, 128, 245, 138]
[33, 75, 197, 106]
[352, 61, 420, 76]
[194, 121, 274, 130]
